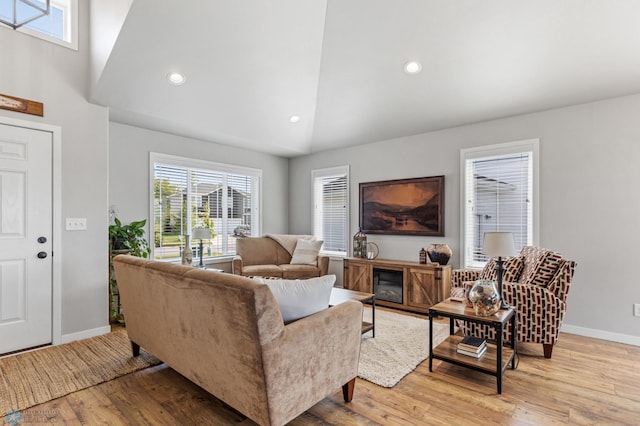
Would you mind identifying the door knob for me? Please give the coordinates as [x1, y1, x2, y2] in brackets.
[37, 252, 48, 259]
[38, 236, 47, 244]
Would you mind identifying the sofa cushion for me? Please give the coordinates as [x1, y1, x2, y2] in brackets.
[253, 275, 336, 322]
[290, 239, 323, 266]
[280, 264, 321, 279]
[241, 264, 283, 278]
[236, 237, 292, 266]
[518, 246, 548, 283]
[521, 250, 565, 287]
[480, 256, 524, 282]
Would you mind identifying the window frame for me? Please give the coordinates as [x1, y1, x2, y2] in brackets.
[0, 0, 78, 50]
[149, 152, 262, 262]
[459, 139, 539, 269]
[311, 165, 350, 257]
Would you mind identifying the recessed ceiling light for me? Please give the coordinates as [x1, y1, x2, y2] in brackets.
[289, 115, 301, 123]
[167, 72, 186, 85]
[403, 61, 422, 75]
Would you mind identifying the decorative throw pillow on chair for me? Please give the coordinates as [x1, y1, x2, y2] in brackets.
[252, 274, 335, 322]
[521, 250, 564, 287]
[480, 256, 524, 283]
[290, 239, 324, 266]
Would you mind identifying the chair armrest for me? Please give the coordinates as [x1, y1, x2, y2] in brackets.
[504, 281, 566, 335]
[317, 255, 330, 276]
[546, 260, 577, 304]
[463, 281, 567, 345]
[260, 301, 362, 424]
[452, 269, 480, 288]
[232, 255, 243, 275]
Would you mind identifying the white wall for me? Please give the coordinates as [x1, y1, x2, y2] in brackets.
[289, 93, 640, 342]
[5, 1, 637, 345]
[0, 4, 110, 337]
[109, 122, 290, 255]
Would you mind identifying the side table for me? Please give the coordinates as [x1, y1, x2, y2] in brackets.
[428, 299, 516, 394]
[330, 287, 376, 337]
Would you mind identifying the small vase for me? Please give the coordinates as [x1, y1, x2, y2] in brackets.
[427, 244, 452, 265]
[468, 280, 501, 316]
[182, 235, 193, 265]
[419, 247, 427, 264]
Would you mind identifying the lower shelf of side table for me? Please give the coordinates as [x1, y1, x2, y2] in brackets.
[361, 322, 374, 335]
[432, 335, 514, 374]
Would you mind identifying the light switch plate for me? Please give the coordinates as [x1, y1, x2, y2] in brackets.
[66, 218, 87, 231]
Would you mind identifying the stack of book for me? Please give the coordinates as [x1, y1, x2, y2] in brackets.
[457, 335, 487, 358]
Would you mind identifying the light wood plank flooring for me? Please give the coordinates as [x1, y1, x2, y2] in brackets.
[6, 321, 640, 425]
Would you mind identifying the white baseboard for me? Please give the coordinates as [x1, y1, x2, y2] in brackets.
[60, 325, 111, 344]
[561, 324, 640, 347]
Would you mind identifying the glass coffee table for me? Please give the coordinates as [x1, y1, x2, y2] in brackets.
[330, 287, 375, 337]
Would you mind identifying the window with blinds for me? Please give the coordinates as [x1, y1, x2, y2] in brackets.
[461, 140, 539, 268]
[312, 166, 349, 256]
[0, 0, 78, 50]
[151, 153, 260, 261]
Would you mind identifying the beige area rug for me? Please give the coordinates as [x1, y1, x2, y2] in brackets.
[358, 307, 449, 388]
[0, 328, 161, 416]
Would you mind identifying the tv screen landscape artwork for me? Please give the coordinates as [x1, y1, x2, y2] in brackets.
[359, 176, 444, 236]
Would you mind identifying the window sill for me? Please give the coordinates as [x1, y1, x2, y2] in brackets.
[321, 252, 347, 262]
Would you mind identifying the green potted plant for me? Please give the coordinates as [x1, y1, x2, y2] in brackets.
[109, 217, 151, 257]
[109, 217, 151, 323]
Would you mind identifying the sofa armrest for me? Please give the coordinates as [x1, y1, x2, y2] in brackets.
[317, 255, 330, 276]
[260, 301, 362, 425]
[452, 269, 480, 288]
[232, 255, 243, 275]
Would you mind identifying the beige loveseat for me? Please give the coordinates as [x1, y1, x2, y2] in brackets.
[233, 235, 329, 278]
[112, 255, 362, 426]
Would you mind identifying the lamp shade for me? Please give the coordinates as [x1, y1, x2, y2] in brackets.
[192, 227, 211, 240]
[482, 232, 516, 257]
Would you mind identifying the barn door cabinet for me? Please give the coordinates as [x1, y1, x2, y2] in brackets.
[342, 257, 452, 314]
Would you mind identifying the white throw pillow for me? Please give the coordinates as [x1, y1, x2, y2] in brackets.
[289, 239, 323, 265]
[254, 275, 335, 322]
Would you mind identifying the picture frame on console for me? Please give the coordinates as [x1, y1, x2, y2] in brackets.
[360, 175, 444, 236]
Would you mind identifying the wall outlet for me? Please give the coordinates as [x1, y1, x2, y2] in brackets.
[634, 304, 640, 317]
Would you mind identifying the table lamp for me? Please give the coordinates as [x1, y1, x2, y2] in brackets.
[192, 227, 211, 268]
[482, 232, 516, 309]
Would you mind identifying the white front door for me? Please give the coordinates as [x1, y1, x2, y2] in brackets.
[0, 123, 53, 354]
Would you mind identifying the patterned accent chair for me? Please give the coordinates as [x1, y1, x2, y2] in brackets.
[451, 246, 577, 358]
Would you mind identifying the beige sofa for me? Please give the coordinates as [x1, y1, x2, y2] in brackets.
[233, 235, 329, 278]
[112, 255, 362, 426]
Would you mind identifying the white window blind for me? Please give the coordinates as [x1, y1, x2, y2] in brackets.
[312, 166, 349, 256]
[461, 140, 539, 268]
[151, 153, 260, 261]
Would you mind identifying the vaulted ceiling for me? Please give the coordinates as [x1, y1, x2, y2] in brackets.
[92, 0, 640, 157]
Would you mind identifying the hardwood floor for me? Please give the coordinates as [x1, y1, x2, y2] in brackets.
[9, 327, 640, 425]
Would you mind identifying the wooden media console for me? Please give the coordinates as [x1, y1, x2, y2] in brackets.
[342, 257, 451, 314]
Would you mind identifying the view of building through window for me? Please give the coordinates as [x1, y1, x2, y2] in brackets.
[461, 141, 538, 268]
[152, 155, 260, 262]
